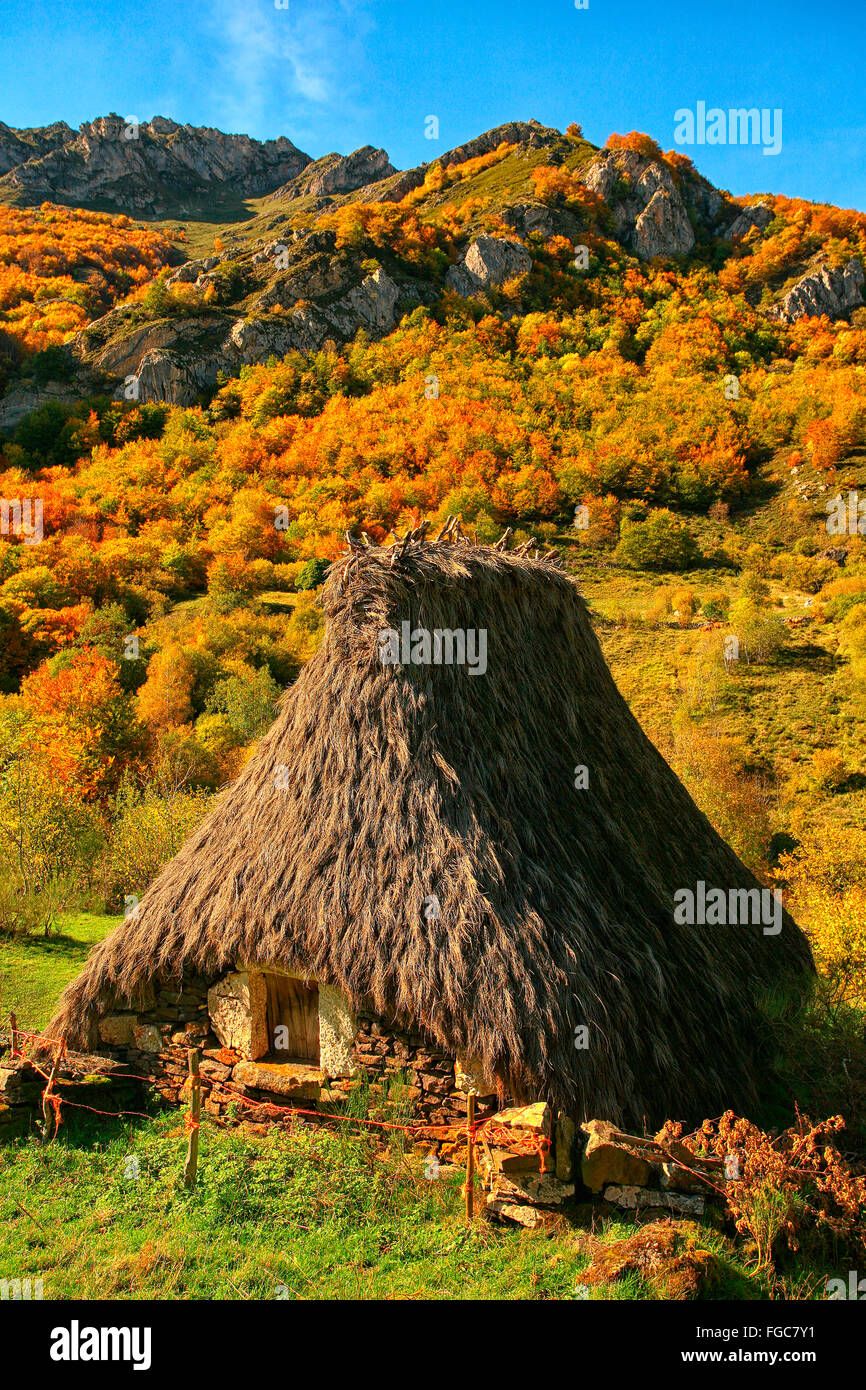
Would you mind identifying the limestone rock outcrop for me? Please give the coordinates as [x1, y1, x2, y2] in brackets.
[0, 113, 311, 214]
[0, 119, 75, 175]
[445, 234, 532, 295]
[769, 257, 865, 323]
[274, 146, 396, 201]
[579, 148, 724, 258]
[725, 202, 774, 239]
[633, 187, 696, 260]
[51, 230, 429, 408]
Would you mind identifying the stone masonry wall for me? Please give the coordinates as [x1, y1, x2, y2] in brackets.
[342, 1011, 500, 1126]
[81, 971, 494, 1129]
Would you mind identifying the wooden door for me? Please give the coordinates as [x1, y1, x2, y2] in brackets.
[265, 974, 319, 1062]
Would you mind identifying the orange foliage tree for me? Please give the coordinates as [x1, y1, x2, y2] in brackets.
[0, 203, 174, 355]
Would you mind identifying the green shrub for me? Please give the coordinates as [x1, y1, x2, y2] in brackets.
[702, 590, 730, 621]
[729, 596, 788, 664]
[204, 665, 281, 742]
[295, 558, 330, 591]
[103, 780, 212, 907]
[615, 509, 701, 572]
[0, 871, 77, 937]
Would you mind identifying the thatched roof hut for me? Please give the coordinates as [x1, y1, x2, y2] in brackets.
[50, 532, 813, 1126]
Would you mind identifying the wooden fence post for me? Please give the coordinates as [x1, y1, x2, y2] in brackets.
[41, 1043, 63, 1143]
[465, 1089, 476, 1223]
[183, 1049, 201, 1189]
[9, 1012, 18, 1057]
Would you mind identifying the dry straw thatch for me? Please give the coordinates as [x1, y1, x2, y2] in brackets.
[50, 524, 814, 1126]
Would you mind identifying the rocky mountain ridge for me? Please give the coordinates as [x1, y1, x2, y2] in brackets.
[0, 114, 312, 216]
[272, 146, 397, 202]
[0, 119, 76, 175]
[1, 116, 863, 425]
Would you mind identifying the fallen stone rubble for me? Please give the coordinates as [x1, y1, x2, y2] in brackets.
[419, 1108, 725, 1230]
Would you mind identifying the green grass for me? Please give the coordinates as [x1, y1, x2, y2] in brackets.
[0, 911, 118, 1033]
[0, 1108, 772, 1301]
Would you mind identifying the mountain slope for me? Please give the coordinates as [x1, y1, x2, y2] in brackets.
[1, 118, 864, 429]
[0, 119, 76, 175]
[0, 114, 312, 217]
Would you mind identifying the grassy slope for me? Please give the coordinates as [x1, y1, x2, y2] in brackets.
[0, 1103, 771, 1301]
[581, 567, 843, 768]
[0, 912, 118, 1033]
[564, 442, 866, 842]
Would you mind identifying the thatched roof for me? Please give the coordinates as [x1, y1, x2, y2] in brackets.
[50, 528, 813, 1126]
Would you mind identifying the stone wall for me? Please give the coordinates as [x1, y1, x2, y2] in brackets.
[0, 1054, 41, 1138]
[76, 970, 492, 1129]
[579, 1120, 720, 1220]
[0, 1041, 146, 1140]
[94, 970, 213, 1108]
[1, 973, 584, 1198]
[2, 1031, 724, 1234]
[337, 1011, 498, 1126]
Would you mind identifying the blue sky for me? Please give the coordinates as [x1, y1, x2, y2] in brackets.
[2, 0, 864, 209]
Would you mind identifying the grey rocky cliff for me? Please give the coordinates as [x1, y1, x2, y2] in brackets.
[500, 201, 586, 242]
[5, 114, 832, 428]
[580, 148, 725, 258]
[0, 113, 311, 214]
[633, 187, 695, 260]
[0, 120, 75, 176]
[445, 234, 533, 296]
[725, 202, 773, 239]
[273, 146, 396, 201]
[229, 266, 402, 361]
[769, 257, 865, 323]
[37, 231, 435, 412]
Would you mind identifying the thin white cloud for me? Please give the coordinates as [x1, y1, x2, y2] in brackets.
[205, 0, 374, 137]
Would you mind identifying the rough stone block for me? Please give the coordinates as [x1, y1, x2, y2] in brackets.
[318, 984, 357, 1078]
[660, 1160, 707, 1193]
[484, 1147, 542, 1175]
[486, 1198, 542, 1228]
[131, 1024, 163, 1053]
[417, 1073, 451, 1095]
[493, 1173, 575, 1207]
[604, 1184, 705, 1217]
[98, 1014, 138, 1047]
[492, 1102, 551, 1136]
[207, 970, 269, 1059]
[454, 1050, 497, 1097]
[233, 1058, 322, 1100]
[581, 1120, 651, 1193]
